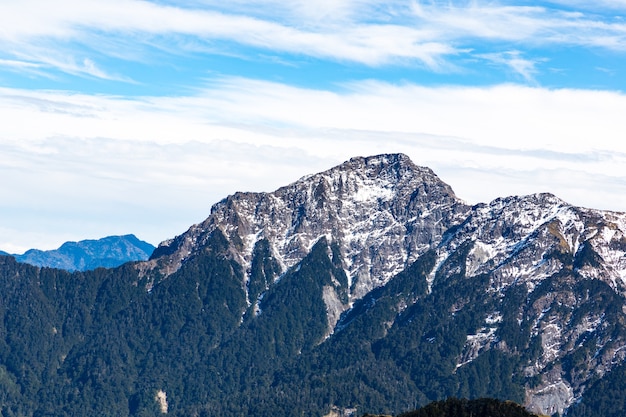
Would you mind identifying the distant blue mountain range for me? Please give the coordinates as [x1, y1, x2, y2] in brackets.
[1, 234, 155, 271]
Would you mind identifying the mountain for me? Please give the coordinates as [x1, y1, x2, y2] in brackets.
[0, 153, 624, 417]
[10, 234, 155, 271]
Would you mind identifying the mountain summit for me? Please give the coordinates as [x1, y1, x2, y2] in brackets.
[147, 154, 469, 299]
[0, 154, 625, 417]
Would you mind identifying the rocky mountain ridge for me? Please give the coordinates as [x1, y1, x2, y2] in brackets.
[430, 192, 626, 414]
[0, 153, 624, 416]
[143, 153, 626, 415]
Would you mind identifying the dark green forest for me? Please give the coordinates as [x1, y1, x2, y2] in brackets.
[0, 227, 625, 416]
[392, 397, 542, 417]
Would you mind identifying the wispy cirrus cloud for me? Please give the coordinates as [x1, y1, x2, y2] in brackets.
[539, 0, 626, 12]
[0, 58, 51, 79]
[2, 0, 626, 81]
[0, 59, 41, 69]
[478, 51, 543, 83]
[409, 2, 626, 49]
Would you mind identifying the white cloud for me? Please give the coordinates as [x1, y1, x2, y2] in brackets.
[0, 58, 41, 69]
[3, 78, 626, 159]
[2, 0, 626, 80]
[479, 51, 542, 83]
[0, 0, 457, 69]
[1, 79, 626, 251]
[541, 0, 626, 12]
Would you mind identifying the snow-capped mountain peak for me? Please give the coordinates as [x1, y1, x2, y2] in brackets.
[145, 153, 469, 300]
[139, 154, 626, 416]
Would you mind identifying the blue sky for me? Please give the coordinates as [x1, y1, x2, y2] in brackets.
[1, 0, 626, 252]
